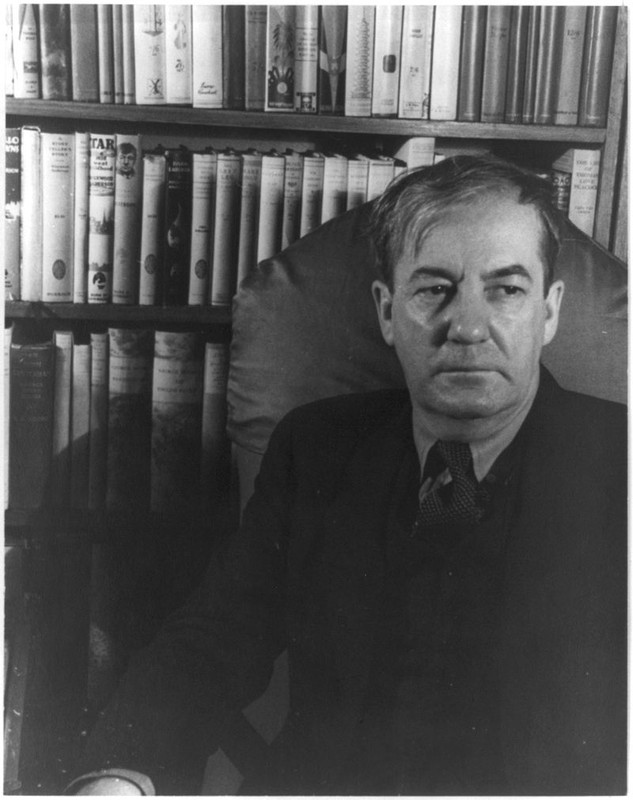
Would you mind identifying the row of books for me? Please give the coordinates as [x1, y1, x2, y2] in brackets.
[5, 325, 230, 514]
[7, 5, 618, 126]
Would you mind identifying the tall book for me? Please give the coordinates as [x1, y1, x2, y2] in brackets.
[112, 4, 125, 104]
[223, 5, 246, 110]
[371, 5, 402, 117]
[201, 341, 230, 503]
[321, 153, 348, 224]
[4, 324, 13, 509]
[256, 151, 286, 263]
[533, 7, 565, 126]
[41, 132, 74, 303]
[521, 7, 541, 124]
[121, 4, 135, 104]
[5, 129, 21, 301]
[51, 330, 73, 507]
[554, 7, 587, 126]
[210, 150, 242, 306]
[112, 134, 143, 305]
[319, 6, 347, 114]
[70, 4, 99, 102]
[165, 4, 192, 105]
[265, 5, 296, 111]
[191, 4, 223, 108]
[70, 343, 91, 509]
[163, 147, 192, 305]
[366, 155, 395, 201]
[430, 6, 463, 121]
[578, 7, 618, 127]
[299, 151, 324, 237]
[280, 150, 304, 250]
[20, 126, 42, 302]
[344, 6, 375, 117]
[294, 5, 319, 113]
[346, 154, 370, 210]
[133, 4, 166, 105]
[188, 151, 217, 305]
[504, 6, 530, 124]
[457, 6, 487, 122]
[87, 133, 116, 304]
[480, 6, 512, 124]
[106, 328, 153, 510]
[73, 132, 90, 304]
[38, 3, 71, 100]
[550, 153, 573, 215]
[88, 331, 108, 510]
[12, 4, 41, 99]
[236, 150, 262, 286]
[138, 150, 167, 306]
[150, 331, 204, 514]
[398, 5, 433, 120]
[245, 6, 267, 110]
[97, 4, 115, 104]
[567, 149, 601, 236]
[9, 340, 54, 509]
[5, 5, 14, 97]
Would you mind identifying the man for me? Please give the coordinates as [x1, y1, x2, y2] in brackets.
[71, 157, 626, 795]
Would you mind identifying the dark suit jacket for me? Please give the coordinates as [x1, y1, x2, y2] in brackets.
[81, 369, 626, 795]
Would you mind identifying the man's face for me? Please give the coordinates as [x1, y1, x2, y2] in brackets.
[373, 191, 564, 440]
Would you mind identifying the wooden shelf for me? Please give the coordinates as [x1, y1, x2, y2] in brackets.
[5, 301, 232, 325]
[6, 98, 608, 144]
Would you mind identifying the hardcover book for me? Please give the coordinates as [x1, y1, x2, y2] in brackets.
[504, 6, 530, 124]
[399, 5, 433, 120]
[5, 128, 21, 301]
[554, 7, 587, 126]
[567, 149, 601, 236]
[163, 147, 193, 306]
[70, 343, 91, 509]
[521, 7, 541, 124]
[430, 5, 463, 120]
[223, 5, 246, 109]
[41, 132, 75, 303]
[70, 4, 99, 102]
[346, 154, 370, 210]
[188, 151, 217, 305]
[245, 6, 267, 110]
[371, 5, 402, 117]
[457, 6, 487, 122]
[112, 4, 125, 104]
[51, 330, 73, 506]
[88, 331, 108, 510]
[578, 6, 618, 127]
[319, 5, 347, 113]
[210, 150, 242, 305]
[12, 4, 40, 99]
[256, 150, 286, 263]
[73, 132, 91, 304]
[345, 6, 375, 117]
[236, 150, 263, 286]
[480, 6, 512, 124]
[201, 341, 230, 503]
[133, 4, 166, 105]
[39, 3, 71, 100]
[122, 4, 135, 103]
[321, 153, 348, 224]
[294, 5, 319, 113]
[265, 5, 296, 111]
[366, 154, 395, 200]
[281, 150, 304, 249]
[192, 4, 223, 108]
[165, 4, 192, 105]
[97, 4, 115, 103]
[87, 134, 116, 304]
[299, 151, 325, 237]
[20, 126, 42, 302]
[533, 7, 565, 126]
[138, 150, 167, 306]
[112, 134, 143, 305]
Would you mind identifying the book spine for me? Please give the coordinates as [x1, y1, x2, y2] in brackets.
[568, 149, 601, 236]
[236, 151, 262, 286]
[392, 136, 436, 169]
[367, 156, 395, 201]
[245, 6, 267, 110]
[578, 7, 618, 127]
[20, 126, 42, 302]
[320, 154, 348, 224]
[345, 6, 375, 117]
[553, 7, 587, 126]
[72, 132, 90, 304]
[133, 4, 166, 105]
[281, 151, 304, 249]
[504, 6, 530, 124]
[191, 4, 223, 109]
[521, 7, 541, 124]
[39, 3, 71, 100]
[150, 331, 204, 513]
[430, 6, 463, 120]
[165, 4, 192, 105]
[51, 330, 73, 507]
[5, 5, 14, 97]
[70, 4, 99, 102]
[88, 331, 108, 510]
[201, 341, 230, 503]
[551, 168, 572, 215]
[265, 5, 296, 111]
[294, 5, 319, 112]
[188, 151, 217, 305]
[12, 4, 41, 99]
[70, 343, 91, 509]
[371, 5, 402, 117]
[210, 152, 242, 305]
[163, 147, 192, 306]
[457, 6, 487, 122]
[87, 133, 116, 304]
[299, 153, 324, 237]
[533, 6, 565, 126]
[122, 4, 135, 104]
[480, 6, 512, 124]
[346, 156, 369, 210]
[112, 4, 125, 104]
[138, 151, 167, 306]
[256, 152, 285, 263]
[5, 129, 21, 301]
[97, 4, 115, 104]
[4, 324, 13, 508]
[398, 5, 433, 120]
[112, 134, 143, 305]
[319, 5, 347, 114]
[41, 132, 75, 303]
[223, 5, 246, 110]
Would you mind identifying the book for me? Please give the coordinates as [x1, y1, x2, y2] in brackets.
[9, 340, 54, 509]
[504, 6, 530, 124]
[51, 330, 73, 507]
[106, 328, 153, 510]
[294, 5, 319, 113]
[457, 6, 487, 122]
[88, 331, 108, 510]
[321, 153, 348, 224]
[210, 150, 242, 306]
[550, 160, 572, 216]
[236, 150, 262, 286]
[70, 343, 91, 509]
[430, 6, 463, 121]
[567, 149, 601, 236]
[20, 126, 42, 302]
[299, 151, 325, 237]
[38, 3, 71, 100]
[112, 4, 125, 104]
[521, 7, 541, 124]
[553, 7, 587, 127]
[165, 4, 192, 105]
[5, 5, 14, 97]
[392, 136, 436, 170]
[366, 155, 395, 201]
[480, 6, 512, 124]
[138, 150, 167, 306]
[191, 4, 223, 109]
[41, 132, 74, 302]
[12, 4, 40, 99]
[345, 6, 375, 117]
[163, 147, 192, 305]
[188, 151, 217, 305]
[97, 4, 115, 104]
[133, 4, 166, 105]
[4, 325, 13, 508]
[87, 134, 116, 304]
[112, 134, 143, 305]
[256, 151, 286, 263]
[319, 6, 347, 114]
[265, 5, 296, 111]
[578, 7, 618, 127]
[245, 6, 267, 110]
[150, 331, 204, 513]
[201, 341, 230, 503]
[121, 4, 135, 104]
[346, 154, 370, 210]
[280, 150, 304, 250]
[398, 5, 433, 120]
[5, 128, 21, 301]
[223, 5, 246, 110]
[69, 4, 99, 102]
[72, 132, 90, 304]
[371, 5, 402, 117]
[533, 7, 565, 126]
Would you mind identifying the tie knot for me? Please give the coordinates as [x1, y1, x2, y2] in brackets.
[435, 440, 473, 476]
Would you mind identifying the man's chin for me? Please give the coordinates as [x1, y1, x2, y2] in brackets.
[422, 386, 512, 421]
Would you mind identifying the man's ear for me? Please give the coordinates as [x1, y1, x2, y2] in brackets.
[542, 279, 565, 346]
[372, 280, 395, 346]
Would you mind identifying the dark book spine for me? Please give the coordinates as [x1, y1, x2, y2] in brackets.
[521, 7, 541, 124]
[551, 169, 572, 215]
[223, 5, 246, 109]
[70, 4, 99, 102]
[480, 6, 512, 123]
[457, 6, 487, 122]
[38, 3, 71, 100]
[5, 128, 21, 301]
[578, 6, 619, 127]
[533, 6, 565, 125]
[319, 5, 347, 114]
[504, 6, 530, 123]
[245, 5, 267, 110]
[97, 4, 114, 103]
[163, 148, 192, 306]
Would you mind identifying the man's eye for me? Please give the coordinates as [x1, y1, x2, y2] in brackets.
[488, 285, 525, 298]
[418, 285, 451, 296]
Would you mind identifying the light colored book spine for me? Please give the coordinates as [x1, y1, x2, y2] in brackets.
[371, 5, 403, 117]
[122, 4, 136, 104]
[367, 156, 395, 201]
[70, 343, 91, 509]
[299, 152, 324, 237]
[6, 5, 14, 97]
[245, 5, 267, 110]
[112, 134, 143, 305]
[188, 151, 217, 305]
[165, 4, 192, 105]
[87, 133, 116, 304]
[393, 136, 436, 169]
[294, 5, 319, 112]
[88, 331, 108, 510]
[133, 4, 166, 105]
[398, 5, 433, 119]
[236, 150, 263, 286]
[201, 341, 230, 502]
[430, 5, 462, 120]
[321, 154, 348, 223]
[97, 5, 115, 104]
[5, 129, 21, 301]
[4, 324, 12, 509]
[192, 5, 223, 109]
[568, 149, 601, 236]
[51, 330, 73, 506]
[256, 151, 286, 263]
[346, 155, 369, 210]
[265, 5, 296, 111]
[12, 4, 40, 99]
[210, 151, 242, 305]
[20, 126, 42, 302]
[138, 151, 167, 306]
[554, 6, 588, 126]
[112, 4, 125, 104]
[41, 133, 74, 302]
[72, 132, 90, 304]
[345, 6, 375, 117]
[281, 150, 304, 249]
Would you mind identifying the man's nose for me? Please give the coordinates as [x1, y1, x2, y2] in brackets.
[445, 291, 490, 343]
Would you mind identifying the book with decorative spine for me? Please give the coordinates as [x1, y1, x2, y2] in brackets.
[210, 150, 242, 305]
[188, 150, 217, 305]
[163, 147, 193, 305]
[480, 5, 512, 124]
[97, 4, 115, 103]
[112, 134, 143, 304]
[236, 149, 263, 286]
[567, 149, 601, 236]
[191, 4, 223, 108]
[133, 4, 166, 105]
[112, 4, 125, 104]
[554, 6, 587, 126]
[294, 5, 319, 112]
[70, 4, 99, 102]
[281, 150, 304, 250]
[321, 153, 348, 224]
[88, 331, 108, 510]
[12, 4, 41, 99]
[122, 4, 135, 103]
[430, 5, 463, 121]
[265, 5, 296, 111]
[399, 5, 433, 119]
[345, 6, 375, 117]
[87, 133, 116, 304]
[73, 132, 91, 304]
[20, 126, 42, 302]
[38, 3, 71, 100]
[223, 5, 246, 109]
[139, 150, 167, 306]
[70, 343, 91, 509]
[51, 330, 73, 507]
[165, 4, 192, 105]
[201, 341, 230, 504]
[5, 128, 21, 301]
[346, 154, 370, 210]
[299, 151, 325, 237]
[256, 150, 286, 263]
[41, 132, 75, 303]
[578, 6, 618, 127]
[504, 6, 530, 124]
[371, 5, 402, 117]
[245, 6, 267, 110]
[319, 5, 347, 113]
[457, 6, 487, 122]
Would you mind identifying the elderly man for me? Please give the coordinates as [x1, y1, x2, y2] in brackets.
[70, 157, 626, 796]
